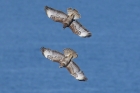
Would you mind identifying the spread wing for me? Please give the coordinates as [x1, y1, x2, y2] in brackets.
[69, 20, 92, 38]
[66, 61, 87, 81]
[44, 6, 68, 23]
[63, 48, 78, 59]
[41, 47, 65, 63]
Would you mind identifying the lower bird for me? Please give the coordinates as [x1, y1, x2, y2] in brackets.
[41, 47, 87, 81]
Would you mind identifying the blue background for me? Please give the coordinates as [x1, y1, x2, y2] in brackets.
[0, 0, 140, 93]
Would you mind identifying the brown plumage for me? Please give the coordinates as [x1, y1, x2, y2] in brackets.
[41, 47, 87, 81]
[44, 6, 92, 38]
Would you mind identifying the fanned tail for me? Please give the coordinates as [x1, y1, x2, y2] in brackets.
[63, 48, 78, 59]
[67, 8, 81, 19]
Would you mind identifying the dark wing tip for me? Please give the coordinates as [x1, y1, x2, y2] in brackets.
[84, 77, 88, 81]
[40, 47, 46, 52]
[87, 32, 92, 37]
[78, 77, 88, 81]
[44, 6, 50, 10]
[82, 32, 92, 38]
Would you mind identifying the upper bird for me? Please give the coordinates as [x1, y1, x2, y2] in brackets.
[44, 6, 92, 38]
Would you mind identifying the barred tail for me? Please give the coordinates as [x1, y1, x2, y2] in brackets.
[67, 8, 81, 19]
[63, 48, 78, 59]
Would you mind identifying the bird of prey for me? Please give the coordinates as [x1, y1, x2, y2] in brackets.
[41, 47, 87, 81]
[44, 6, 92, 38]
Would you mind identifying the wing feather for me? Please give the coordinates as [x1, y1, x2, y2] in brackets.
[41, 47, 65, 63]
[69, 20, 92, 38]
[44, 6, 68, 23]
[66, 61, 80, 75]
[66, 61, 87, 81]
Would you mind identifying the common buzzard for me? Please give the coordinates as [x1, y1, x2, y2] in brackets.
[44, 6, 92, 38]
[41, 47, 87, 81]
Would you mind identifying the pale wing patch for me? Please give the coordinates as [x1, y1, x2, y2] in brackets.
[47, 10, 54, 18]
[66, 61, 87, 81]
[41, 47, 65, 62]
[71, 62, 87, 81]
[44, 50, 52, 58]
[45, 6, 68, 22]
[49, 50, 65, 62]
[76, 71, 87, 81]
[69, 21, 92, 38]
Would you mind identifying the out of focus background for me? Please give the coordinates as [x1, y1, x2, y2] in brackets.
[0, 0, 140, 93]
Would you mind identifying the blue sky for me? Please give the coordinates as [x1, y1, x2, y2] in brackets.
[0, 0, 140, 93]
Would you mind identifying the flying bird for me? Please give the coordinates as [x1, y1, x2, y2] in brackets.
[41, 47, 87, 81]
[44, 6, 92, 38]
